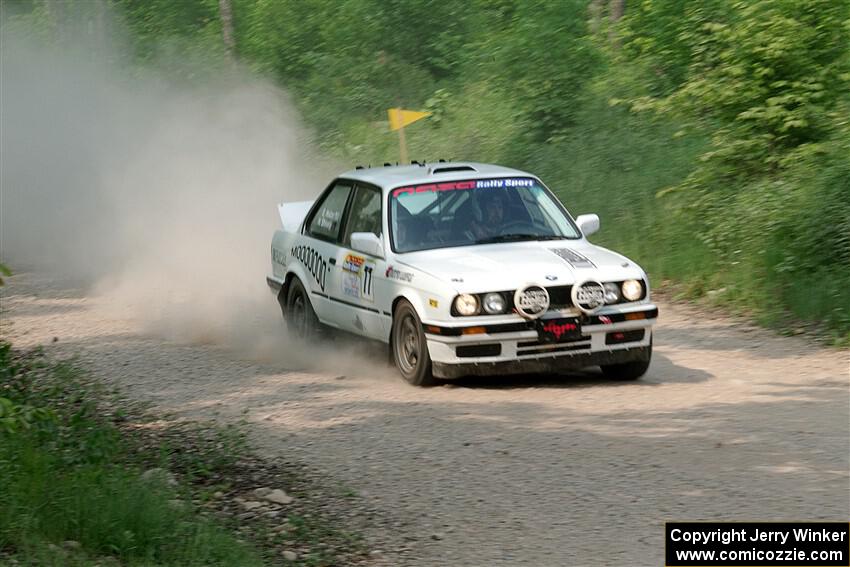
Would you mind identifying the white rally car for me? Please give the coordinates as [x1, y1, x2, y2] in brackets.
[268, 162, 657, 386]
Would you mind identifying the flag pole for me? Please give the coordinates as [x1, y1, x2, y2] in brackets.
[397, 119, 409, 164]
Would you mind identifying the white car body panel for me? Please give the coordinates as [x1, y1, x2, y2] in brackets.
[268, 162, 657, 379]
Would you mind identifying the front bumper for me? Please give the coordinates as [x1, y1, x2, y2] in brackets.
[424, 304, 656, 379]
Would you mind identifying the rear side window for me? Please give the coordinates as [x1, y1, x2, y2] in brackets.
[307, 182, 352, 241]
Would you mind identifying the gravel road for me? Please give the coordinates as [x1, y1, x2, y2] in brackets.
[2, 273, 848, 566]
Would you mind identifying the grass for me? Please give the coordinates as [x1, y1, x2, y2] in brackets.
[0, 343, 265, 566]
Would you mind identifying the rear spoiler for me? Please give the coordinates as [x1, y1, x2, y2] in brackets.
[278, 200, 314, 233]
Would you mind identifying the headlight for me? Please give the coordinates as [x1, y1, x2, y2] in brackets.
[621, 279, 643, 301]
[603, 283, 621, 304]
[482, 292, 506, 314]
[454, 294, 480, 316]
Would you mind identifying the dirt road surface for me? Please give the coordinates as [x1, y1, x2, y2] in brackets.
[2, 273, 848, 566]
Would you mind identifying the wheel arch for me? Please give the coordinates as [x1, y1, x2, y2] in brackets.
[387, 291, 428, 361]
[279, 266, 312, 315]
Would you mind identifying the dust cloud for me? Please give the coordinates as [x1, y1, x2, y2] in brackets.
[0, 27, 390, 376]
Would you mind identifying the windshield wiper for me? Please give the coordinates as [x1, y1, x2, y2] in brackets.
[476, 233, 565, 244]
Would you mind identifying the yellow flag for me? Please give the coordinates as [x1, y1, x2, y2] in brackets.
[388, 108, 431, 131]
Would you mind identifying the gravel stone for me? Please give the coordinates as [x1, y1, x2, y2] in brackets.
[263, 488, 293, 505]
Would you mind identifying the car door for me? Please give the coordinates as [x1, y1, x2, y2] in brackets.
[329, 183, 388, 339]
[297, 179, 354, 326]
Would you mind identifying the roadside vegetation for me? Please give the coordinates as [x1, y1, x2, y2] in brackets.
[2, 0, 848, 342]
[0, 340, 370, 566]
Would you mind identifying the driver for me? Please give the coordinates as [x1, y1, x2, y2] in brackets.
[470, 190, 508, 240]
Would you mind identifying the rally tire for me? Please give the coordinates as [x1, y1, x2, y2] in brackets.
[285, 277, 322, 340]
[391, 300, 436, 387]
[600, 342, 651, 381]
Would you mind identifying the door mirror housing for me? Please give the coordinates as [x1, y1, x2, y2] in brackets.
[575, 214, 600, 237]
[350, 232, 384, 257]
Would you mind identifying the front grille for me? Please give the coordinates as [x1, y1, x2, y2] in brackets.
[456, 343, 502, 358]
[546, 285, 573, 309]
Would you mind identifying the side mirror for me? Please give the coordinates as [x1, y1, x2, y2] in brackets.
[575, 214, 600, 237]
[350, 232, 384, 257]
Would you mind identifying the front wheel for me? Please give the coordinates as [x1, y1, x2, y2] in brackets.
[600, 342, 652, 381]
[391, 301, 436, 387]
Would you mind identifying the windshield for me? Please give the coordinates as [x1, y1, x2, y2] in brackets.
[389, 177, 581, 253]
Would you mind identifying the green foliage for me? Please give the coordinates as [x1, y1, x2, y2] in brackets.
[0, 262, 11, 286]
[0, 396, 54, 434]
[468, 0, 602, 143]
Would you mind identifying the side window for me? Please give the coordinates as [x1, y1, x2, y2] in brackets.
[306, 182, 353, 241]
[343, 185, 382, 245]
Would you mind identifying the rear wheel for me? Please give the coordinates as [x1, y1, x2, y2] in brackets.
[600, 342, 651, 381]
[285, 277, 321, 339]
[392, 301, 436, 387]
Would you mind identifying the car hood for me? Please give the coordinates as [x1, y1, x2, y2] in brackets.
[397, 241, 644, 292]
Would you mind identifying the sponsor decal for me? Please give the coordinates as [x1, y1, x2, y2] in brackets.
[475, 178, 533, 188]
[290, 244, 327, 291]
[541, 320, 578, 340]
[362, 263, 375, 301]
[572, 280, 605, 313]
[341, 253, 374, 302]
[598, 315, 613, 325]
[514, 285, 550, 319]
[385, 266, 414, 282]
[342, 254, 365, 273]
[272, 247, 287, 266]
[429, 298, 439, 308]
[550, 248, 596, 269]
[315, 208, 341, 232]
[392, 177, 535, 197]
